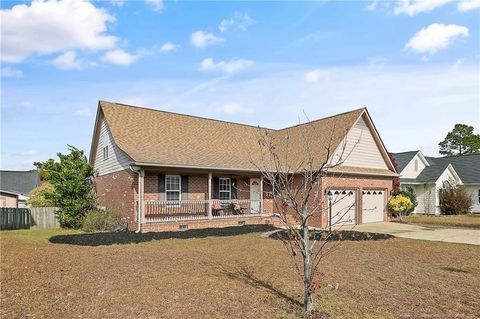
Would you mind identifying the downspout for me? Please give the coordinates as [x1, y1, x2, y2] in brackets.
[130, 165, 144, 233]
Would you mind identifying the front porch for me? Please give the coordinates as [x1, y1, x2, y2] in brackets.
[144, 199, 264, 222]
[134, 167, 275, 231]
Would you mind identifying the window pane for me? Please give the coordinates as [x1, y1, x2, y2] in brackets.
[219, 178, 230, 191]
[166, 175, 180, 191]
[166, 191, 180, 201]
[219, 191, 230, 200]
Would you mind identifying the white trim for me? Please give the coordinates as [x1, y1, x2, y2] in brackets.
[435, 164, 463, 185]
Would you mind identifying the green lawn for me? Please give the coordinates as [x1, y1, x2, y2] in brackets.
[1, 226, 479, 318]
[393, 214, 480, 229]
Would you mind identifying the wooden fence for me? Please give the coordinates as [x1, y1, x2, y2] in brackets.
[0, 207, 60, 230]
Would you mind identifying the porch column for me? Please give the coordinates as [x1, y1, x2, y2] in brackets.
[260, 175, 264, 214]
[139, 169, 145, 223]
[208, 172, 212, 219]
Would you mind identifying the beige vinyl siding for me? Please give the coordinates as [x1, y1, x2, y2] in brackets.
[400, 153, 428, 179]
[332, 116, 388, 169]
[94, 119, 132, 176]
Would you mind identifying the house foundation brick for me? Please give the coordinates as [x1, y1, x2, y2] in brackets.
[141, 216, 277, 232]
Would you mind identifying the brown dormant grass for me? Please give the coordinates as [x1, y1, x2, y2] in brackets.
[393, 214, 480, 229]
[1, 227, 479, 319]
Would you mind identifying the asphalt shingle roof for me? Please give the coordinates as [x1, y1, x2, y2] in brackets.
[392, 151, 418, 172]
[428, 155, 480, 184]
[97, 101, 396, 174]
[396, 152, 480, 184]
[0, 170, 40, 195]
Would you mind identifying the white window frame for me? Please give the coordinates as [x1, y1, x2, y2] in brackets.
[165, 175, 181, 202]
[219, 178, 231, 201]
[102, 133, 109, 161]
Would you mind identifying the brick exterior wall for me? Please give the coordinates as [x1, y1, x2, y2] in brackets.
[95, 169, 393, 233]
[95, 169, 138, 230]
[188, 175, 208, 200]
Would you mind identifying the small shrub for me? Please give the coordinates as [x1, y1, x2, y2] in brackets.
[82, 209, 124, 232]
[27, 183, 55, 207]
[388, 194, 414, 221]
[439, 186, 472, 215]
[393, 187, 418, 215]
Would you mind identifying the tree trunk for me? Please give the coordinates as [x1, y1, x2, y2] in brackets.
[302, 206, 314, 312]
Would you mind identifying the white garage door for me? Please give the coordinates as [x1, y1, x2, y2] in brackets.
[328, 189, 356, 227]
[362, 189, 385, 223]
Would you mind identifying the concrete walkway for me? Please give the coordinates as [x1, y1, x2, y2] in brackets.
[353, 222, 480, 245]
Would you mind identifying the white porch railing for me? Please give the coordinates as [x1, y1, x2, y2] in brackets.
[144, 199, 262, 222]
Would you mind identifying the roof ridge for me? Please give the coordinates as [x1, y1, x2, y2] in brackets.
[429, 153, 480, 159]
[276, 107, 365, 132]
[100, 100, 275, 131]
[100, 100, 365, 132]
[393, 150, 420, 154]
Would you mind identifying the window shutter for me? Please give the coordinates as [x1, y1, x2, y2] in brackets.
[181, 175, 189, 200]
[231, 178, 237, 199]
[213, 177, 220, 199]
[158, 174, 165, 200]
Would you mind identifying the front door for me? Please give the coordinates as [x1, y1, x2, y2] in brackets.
[250, 178, 261, 214]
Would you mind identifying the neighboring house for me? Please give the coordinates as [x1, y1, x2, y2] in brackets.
[90, 101, 397, 232]
[0, 190, 20, 208]
[393, 151, 480, 214]
[0, 170, 40, 208]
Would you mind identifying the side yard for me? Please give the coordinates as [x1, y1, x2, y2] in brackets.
[1, 227, 479, 318]
[393, 214, 480, 229]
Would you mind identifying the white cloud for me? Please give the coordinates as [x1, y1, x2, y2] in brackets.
[457, 0, 480, 11]
[1, 66, 23, 78]
[218, 12, 254, 33]
[19, 149, 39, 157]
[191, 31, 223, 48]
[304, 69, 332, 82]
[405, 23, 469, 58]
[199, 58, 254, 74]
[145, 0, 163, 12]
[160, 42, 179, 52]
[110, 0, 125, 7]
[1, 0, 116, 63]
[74, 108, 94, 117]
[101, 49, 137, 66]
[217, 103, 253, 115]
[394, 0, 454, 15]
[52, 51, 92, 70]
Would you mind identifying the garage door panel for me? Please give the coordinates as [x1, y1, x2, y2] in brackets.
[362, 189, 385, 223]
[329, 189, 356, 226]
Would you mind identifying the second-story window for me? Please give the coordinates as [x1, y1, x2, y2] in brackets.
[102, 133, 109, 160]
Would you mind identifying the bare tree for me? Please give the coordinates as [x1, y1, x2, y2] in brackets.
[252, 121, 357, 314]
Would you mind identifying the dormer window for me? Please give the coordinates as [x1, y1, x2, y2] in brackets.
[103, 133, 109, 160]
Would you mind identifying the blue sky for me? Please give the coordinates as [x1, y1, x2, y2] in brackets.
[1, 0, 479, 170]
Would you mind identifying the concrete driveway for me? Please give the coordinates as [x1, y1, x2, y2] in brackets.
[353, 222, 480, 245]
